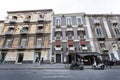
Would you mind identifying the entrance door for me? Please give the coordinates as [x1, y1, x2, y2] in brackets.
[17, 53, 23, 63]
[56, 54, 61, 63]
[0, 53, 7, 63]
[34, 52, 41, 63]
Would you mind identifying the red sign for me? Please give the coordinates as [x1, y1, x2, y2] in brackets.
[80, 41, 87, 45]
[55, 41, 61, 46]
[68, 41, 74, 46]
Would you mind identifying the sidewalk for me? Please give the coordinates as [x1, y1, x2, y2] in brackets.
[0, 64, 66, 70]
[0, 64, 120, 70]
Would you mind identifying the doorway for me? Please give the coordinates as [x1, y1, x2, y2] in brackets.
[67, 53, 75, 63]
[17, 53, 24, 63]
[34, 52, 41, 63]
[0, 53, 7, 63]
[56, 54, 61, 63]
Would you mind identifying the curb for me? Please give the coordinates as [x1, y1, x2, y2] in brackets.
[0, 68, 67, 70]
[0, 67, 120, 70]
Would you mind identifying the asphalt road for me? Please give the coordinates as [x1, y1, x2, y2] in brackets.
[0, 69, 120, 80]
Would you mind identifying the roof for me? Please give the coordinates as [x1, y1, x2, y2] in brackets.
[7, 9, 53, 14]
[53, 13, 85, 17]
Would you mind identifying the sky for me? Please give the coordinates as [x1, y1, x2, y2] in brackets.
[0, 0, 120, 20]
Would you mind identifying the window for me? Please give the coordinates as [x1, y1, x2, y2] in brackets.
[8, 27, 14, 32]
[99, 43, 105, 48]
[77, 17, 82, 25]
[39, 14, 44, 18]
[22, 27, 28, 31]
[20, 39, 26, 48]
[45, 36, 49, 41]
[36, 38, 42, 47]
[5, 39, 11, 48]
[96, 27, 102, 36]
[56, 18, 61, 26]
[80, 33, 84, 38]
[113, 24, 120, 36]
[66, 17, 72, 25]
[56, 32, 61, 37]
[13, 16, 17, 20]
[67, 32, 72, 36]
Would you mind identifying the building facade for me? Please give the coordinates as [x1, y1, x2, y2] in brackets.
[0, 9, 120, 64]
[51, 13, 120, 65]
[86, 14, 120, 62]
[0, 9, 53, 64]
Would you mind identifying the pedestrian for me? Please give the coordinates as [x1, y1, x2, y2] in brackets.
[40, 57, 44, 65]
[113, 58, 117, 65]
[104, 57, 109, 68]
[104, 57, 111, 68]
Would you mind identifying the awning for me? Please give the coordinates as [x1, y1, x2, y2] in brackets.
[77, 52, 100, 56]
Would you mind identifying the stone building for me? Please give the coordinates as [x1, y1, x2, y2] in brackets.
[0, 9, 53, 64]
[51, 13, 120, 65]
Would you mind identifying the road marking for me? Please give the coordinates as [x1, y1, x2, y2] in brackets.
[41, 70, 72, 79]
[42, 75, 72, 78]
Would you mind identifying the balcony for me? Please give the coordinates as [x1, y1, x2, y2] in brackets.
[24, 18, 30, 23]
[69, 47, 75, 50]
[101, 48, 108, 52]
[111, 20, 118, 24]
[56, 25, 61, 28]
[9, 19, 16, 24]
[35, 45, 42, 48]
[18, 45, 26, 50]
[67, 24, 72, 28]
[20, 30, 28, 34]
[36, 29, 43, 34]
[38, 24, 44, 27]
[55, 36, 61, 40]
[77, 27, 85, 31]
[94, 20, 100, 24]
[55, 47, 62, 50]
[2, 46, 9, 50]
[78, 24, 83, 27]
[67, 36, 73, 40]
[38, 18, 44, 22]
[96, 34, 105, 40]
[80, 35, 86, 39]
[55, 28, 62, 32]
[5, 31, 14, 35]
[82, 46, 88, 50]
[4, 46, 9, 49]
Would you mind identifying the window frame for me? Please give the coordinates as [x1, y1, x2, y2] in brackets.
[36, 38, 42, 47]
[5, 39, 11, 48]
[20, 38, 27, 47]
[55, 18, 61, 26]
[76, 17, 83, 25]
[66, 17, 72, 25]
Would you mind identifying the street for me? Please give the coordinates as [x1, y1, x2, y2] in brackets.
[0, 69, 120, 80]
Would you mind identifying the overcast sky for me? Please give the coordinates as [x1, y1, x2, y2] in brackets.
[0, 0, 120, 20]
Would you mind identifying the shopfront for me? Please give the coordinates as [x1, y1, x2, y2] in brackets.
[77, 52, 100, 65]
